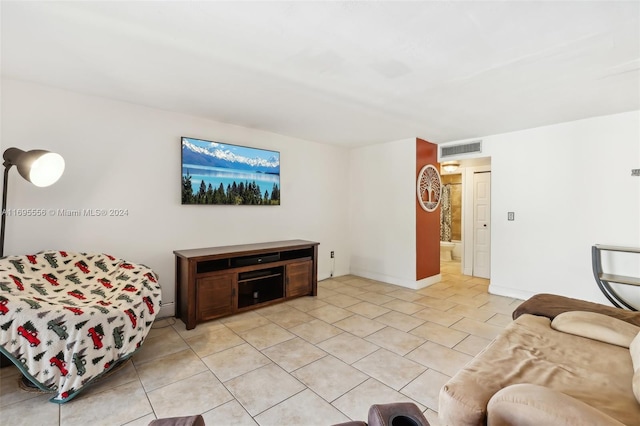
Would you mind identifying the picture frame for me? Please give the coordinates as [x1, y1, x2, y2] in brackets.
[181, 137, 280, 205]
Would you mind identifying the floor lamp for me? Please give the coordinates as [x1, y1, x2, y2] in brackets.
[1, 147, 65, 257]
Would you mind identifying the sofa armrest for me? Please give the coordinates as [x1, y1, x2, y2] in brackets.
[513, 293, 640, 326]
[487, 384, 625, 426]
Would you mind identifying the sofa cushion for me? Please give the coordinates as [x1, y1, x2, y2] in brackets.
[487, 384, 625, 426]
[634, 371, 640, 407]
[632, 331, 640, 371]
[550, 311, 640, 348]
[631, 331, 640, 404]
[438, 314, 640, 426]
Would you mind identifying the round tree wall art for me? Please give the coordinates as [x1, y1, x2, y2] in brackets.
[417, 164, 441, 212]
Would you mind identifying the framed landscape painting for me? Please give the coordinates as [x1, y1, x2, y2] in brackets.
[181, 137, 280, 205]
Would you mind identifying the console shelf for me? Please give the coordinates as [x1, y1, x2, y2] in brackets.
[174, 240, 319, 329]
[592, 244, 640, 311]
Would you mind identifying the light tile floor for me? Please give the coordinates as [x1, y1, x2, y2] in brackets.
[0, 261, 522, 426]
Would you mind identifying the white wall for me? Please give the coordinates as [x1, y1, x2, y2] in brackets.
[1, 79, 351, 317]
[348, 138, 419, 287]
[446, 111, 640, 305]
[4, 79, 637, 312]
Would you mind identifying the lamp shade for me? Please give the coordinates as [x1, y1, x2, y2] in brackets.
[3, 148, 65, 187]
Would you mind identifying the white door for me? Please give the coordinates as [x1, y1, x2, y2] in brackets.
[473, 172, 491, 278]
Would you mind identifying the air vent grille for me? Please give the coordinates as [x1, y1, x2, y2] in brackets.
[440, 140, 482, 158]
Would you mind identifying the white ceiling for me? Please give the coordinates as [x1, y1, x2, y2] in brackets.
[2, 1, 639, 147]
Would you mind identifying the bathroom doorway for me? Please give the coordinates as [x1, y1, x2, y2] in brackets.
[440, 172, 463, 267]
[439, 157, 492, 277]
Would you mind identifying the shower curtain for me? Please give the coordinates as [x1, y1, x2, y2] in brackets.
[440, 184, 452, 242]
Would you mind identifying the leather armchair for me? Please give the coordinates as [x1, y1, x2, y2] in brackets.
[333, 402, 430, 426]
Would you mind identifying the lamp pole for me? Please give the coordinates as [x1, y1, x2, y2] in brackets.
[1, 161, 13, 258]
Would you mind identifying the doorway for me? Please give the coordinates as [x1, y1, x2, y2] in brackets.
[440, 172, 463, 268]
[472, 171, 491, 279]
[447, 158, 491, 278]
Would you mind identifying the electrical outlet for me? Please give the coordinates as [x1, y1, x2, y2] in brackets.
[508, 212, 515, 221]
[330, 251, 334, 258]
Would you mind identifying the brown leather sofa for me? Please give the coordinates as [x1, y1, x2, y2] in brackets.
[438, 294, 640, 425]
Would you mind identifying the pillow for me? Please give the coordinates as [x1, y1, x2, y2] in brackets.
[631, 331, 640, 404]
[550, 311, 640, 348]
[487, 384, 626, 426]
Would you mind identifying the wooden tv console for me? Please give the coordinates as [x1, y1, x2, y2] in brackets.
[174, 240, 319, 330]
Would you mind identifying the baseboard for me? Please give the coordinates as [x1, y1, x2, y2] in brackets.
[157, 302, 175, 319]
[349, 268, 441, 290]
[320, 268, 351, 281]
[415, 274, 442, 290]
[488, 284, 535, 301]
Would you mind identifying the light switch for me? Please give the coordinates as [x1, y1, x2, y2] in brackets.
[508, 212, 515, 221]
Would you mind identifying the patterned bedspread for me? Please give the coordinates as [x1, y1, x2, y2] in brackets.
[0, 251, 161, 403]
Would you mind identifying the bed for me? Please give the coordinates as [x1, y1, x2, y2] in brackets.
[0, 250, 161, 403]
